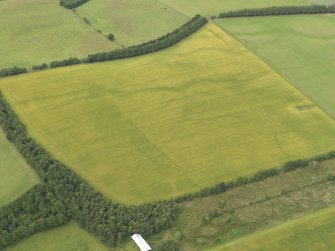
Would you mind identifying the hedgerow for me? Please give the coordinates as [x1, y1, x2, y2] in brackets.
[86, 15, 207, 63]
[217, 5, 335, 18]
[0, 67, 27, 78]
[174, 152, 335, 203]
[0, 14, 206, 76]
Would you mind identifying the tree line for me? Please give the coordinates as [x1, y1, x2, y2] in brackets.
[47, 14, 207, 66]
[2, 5, 335, 78]
[217, 4, 335, 18]
[60, 0, 89, 9]
[0, 93, 177, 248]
[0, 67, 27, 78]
[174, 152, 335, 203]
[86, 14, 208, 63]
[49, 57, 81, 68]
[0, 14, 207, 76]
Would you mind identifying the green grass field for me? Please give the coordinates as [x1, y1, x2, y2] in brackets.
[76, 0, 188, 46]
[211, 206, 335, 251]
[311, 0, 335, 4]
[2, 23, 335, 204]
[0, 0, 116, 69]
[217, 15, 335, 118]
[0, 128, 39, 207]
[159, 0, 311, 17]
[3, 223, 109, 251]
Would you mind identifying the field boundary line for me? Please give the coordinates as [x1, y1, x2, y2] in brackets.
[215, 21, 335, 122]
[70, 9, 121, 47]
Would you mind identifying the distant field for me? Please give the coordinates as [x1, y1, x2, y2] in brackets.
[76, 0, 188, 46]
[311, 0, 335, 4]
[2, 23, 335, 204]
[159, 0, 311, 16]
[3, 224, 109, 251]
[217, 15, 335, 118]
[0, 128, 39, 207]
[0, 0, 116, 69]
[211, 206, 335, 251]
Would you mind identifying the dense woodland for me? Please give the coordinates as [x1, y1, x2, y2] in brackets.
[60, 0, 89, 9]
[0, 185, 68, 248]
[217, 5, 335, 18]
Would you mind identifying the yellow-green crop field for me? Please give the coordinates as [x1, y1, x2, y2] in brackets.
[211, 205, 335, 251]
[2, 23, 335, 204]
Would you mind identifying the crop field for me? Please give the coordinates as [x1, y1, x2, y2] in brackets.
[217, 15, 335, 118]
[0, 0, 116, 69]
[0, 128, 39, 207]
[76, 0, 188, 46]
[3, 224, 109, 251]
[2, 23, 335, 204]
[211, 206, 335, 251]
[3, 3, 335, 250]
[159, 0, 311, 17]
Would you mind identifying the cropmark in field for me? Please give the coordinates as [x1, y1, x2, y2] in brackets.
[2, 23, 335, 204]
